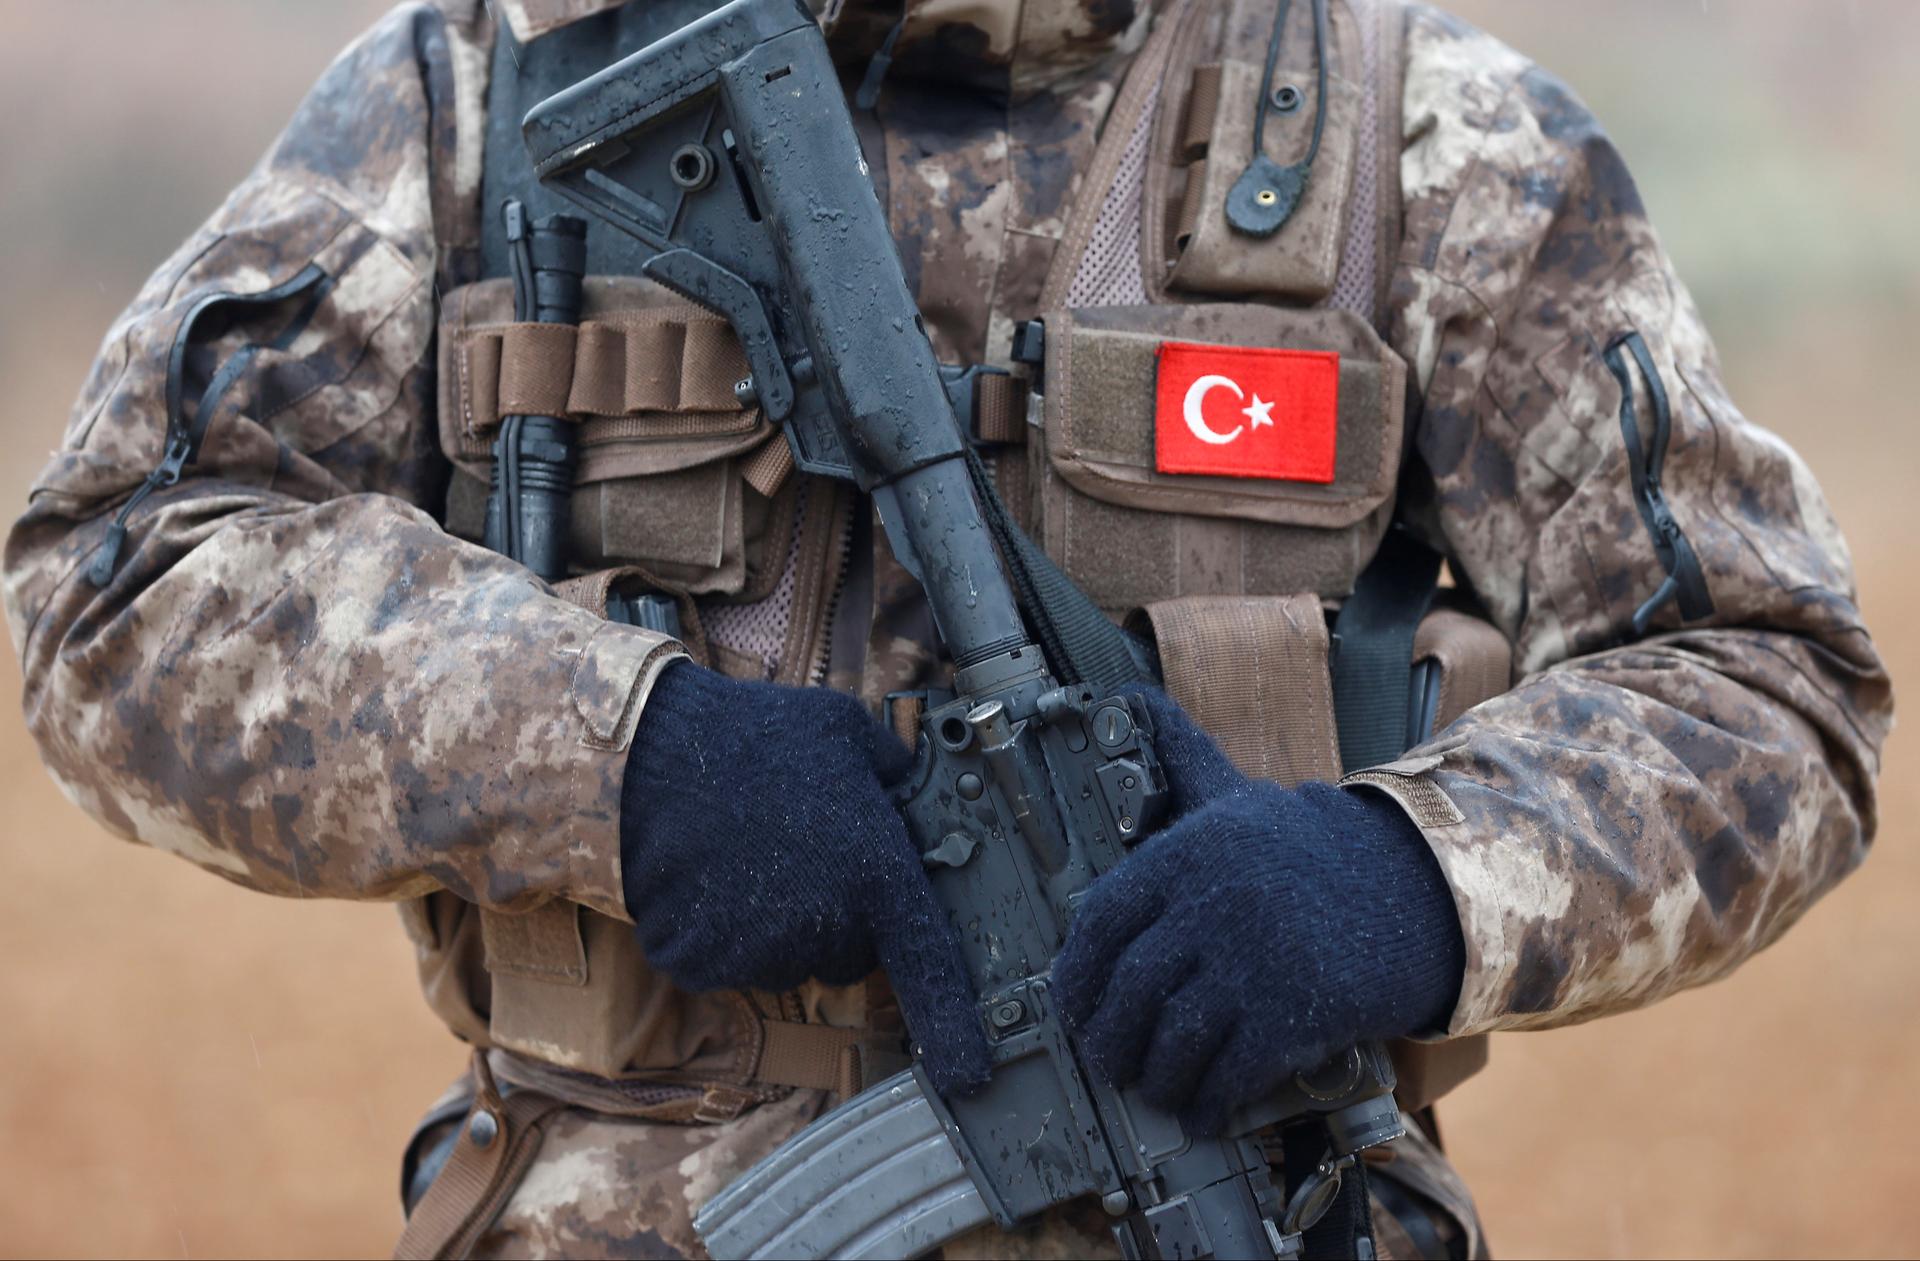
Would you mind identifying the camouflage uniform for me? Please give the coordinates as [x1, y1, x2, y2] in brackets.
[2, 0, 1889, 1256]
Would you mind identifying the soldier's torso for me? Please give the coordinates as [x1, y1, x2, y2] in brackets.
[403, 1, 1491, 1254]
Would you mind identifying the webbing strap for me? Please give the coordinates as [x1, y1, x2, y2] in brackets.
[1144, 595, 1341, 787]
[1181, 63, 1223, 160]
[1331, 527, 1442, 773]
[739, 432, 796, 497]
[961, 443, 1154, 690]
[972, 373, 1029, 445]
[460, 309, 751, 433]
[1308, 1162, 1376, 1261]
[1280, 1127, 1380, 1261]
[393, 1052, 567, 1261]
[754, 1020, 870, 1097]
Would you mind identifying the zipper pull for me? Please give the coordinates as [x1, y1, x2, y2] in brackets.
[1645, 488, 1678, 546]
[1631, 485, 1681, 633]
[88, 435, 191, 587]
[1631, 574, 1681, 637]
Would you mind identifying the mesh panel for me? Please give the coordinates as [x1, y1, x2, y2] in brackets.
[1064, 80, 1162, 310]
[1329, 0, 1382, 319]
[701, 496, 807, 680]
[1070, 2, 1381, 318]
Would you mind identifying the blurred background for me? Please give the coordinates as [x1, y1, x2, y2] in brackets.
[0, 1, 1914, 1256]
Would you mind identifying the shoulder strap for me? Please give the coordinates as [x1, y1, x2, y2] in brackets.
[1327, 0, 1440, 775]
[962, 443, 1157, 691]
[1331, 526, 1441, 773]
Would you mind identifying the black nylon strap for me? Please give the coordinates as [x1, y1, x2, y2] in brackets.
[1313, 1166, 1374, 1259]
[960, 444, 1154, 691]
[1320, 527, 1442, 1256]
[1304, 1162, 1375, 1261]
[1284, 1131, 1379, 1261]
[1366, 1165, 1448, 1260]
[1331, 527, 1443, 774]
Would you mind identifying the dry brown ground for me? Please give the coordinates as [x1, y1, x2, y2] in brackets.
[1, 3, 1915, 1257]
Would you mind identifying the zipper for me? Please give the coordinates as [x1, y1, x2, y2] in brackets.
[87, 263, 330, 587]
[810, 483, 860, 687]
[86, 435, 192, 587]
[1601, 331, 1715, 635]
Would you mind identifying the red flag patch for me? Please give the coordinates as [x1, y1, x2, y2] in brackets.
[1154, 341, 1340, 482]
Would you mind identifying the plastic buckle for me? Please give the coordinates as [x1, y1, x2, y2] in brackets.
[693, 1084, 758, 1125]
[1011, 320, 1046, 370]
[937, 362, 1018, 447]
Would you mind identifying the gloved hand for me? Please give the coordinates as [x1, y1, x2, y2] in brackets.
[1053, 691, 1465, 1135]
[619, 660, 990, 1093]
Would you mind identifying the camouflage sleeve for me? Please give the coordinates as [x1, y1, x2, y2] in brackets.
[1347, 7, 1893, 1036]
[0, 4, 680, 920]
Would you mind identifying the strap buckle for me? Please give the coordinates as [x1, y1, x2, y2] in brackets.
[939, 363, 1029, 448]
[693, 1084, 759, 1125]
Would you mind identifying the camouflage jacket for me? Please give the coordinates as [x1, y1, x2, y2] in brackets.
[3, 0, 1890, 1059]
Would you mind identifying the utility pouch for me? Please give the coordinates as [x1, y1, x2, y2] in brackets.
[1030, 301, 1404, 612]
[473, 900, 895, 1109]
[435, 276, 796, 598]
[396, 890, 492, 1051]
[1153, 0, 1364, 302]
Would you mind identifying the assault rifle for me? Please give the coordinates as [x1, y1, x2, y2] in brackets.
[522, 2, 1405, 1255]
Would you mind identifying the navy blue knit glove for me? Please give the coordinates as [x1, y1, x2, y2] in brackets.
[619, 660, 990, 1094]
[1053, 691, 1465, 1135]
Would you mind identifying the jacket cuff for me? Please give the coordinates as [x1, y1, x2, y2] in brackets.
[1341, 751, 1493, 1037]
[561, 623, 686, 922]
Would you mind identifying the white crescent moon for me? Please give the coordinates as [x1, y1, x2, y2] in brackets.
[1182, 374, 1244, 445]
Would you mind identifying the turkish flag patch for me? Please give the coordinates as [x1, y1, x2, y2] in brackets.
[1153, 341, 1340, 482]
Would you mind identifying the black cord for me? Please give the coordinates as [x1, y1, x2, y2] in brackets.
[1227, 0, 1330, 237]
[1252, 0, 1296, 156]
[1252, 0, 1328, 168]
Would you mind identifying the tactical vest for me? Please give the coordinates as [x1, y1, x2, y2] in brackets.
[401, 0, 1501, 1130]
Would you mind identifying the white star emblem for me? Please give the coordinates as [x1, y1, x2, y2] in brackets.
[1242, 394, 1275, 430]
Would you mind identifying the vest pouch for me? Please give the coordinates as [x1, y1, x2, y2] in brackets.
[397, 890, 493, 1050]
[1032, 302, 1404, 612]
[1148, 0, 1365, 303]
[1132, 593, 1344, 786]
[473, 900, 772, 1086]
[435, 276, 797, 600]
[466, 899, 897, 1120]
